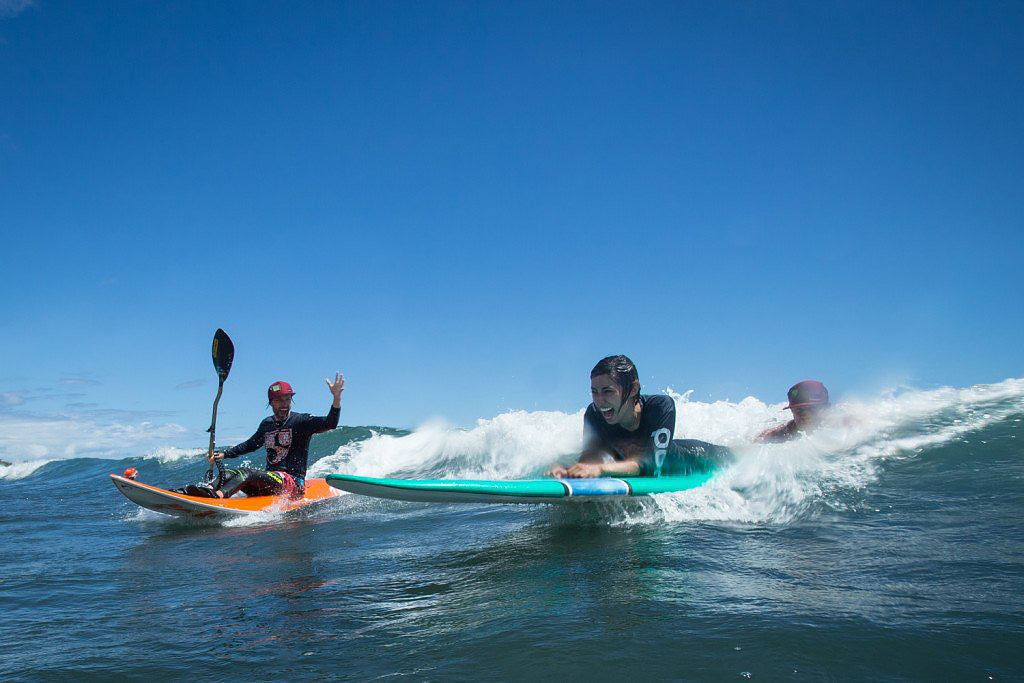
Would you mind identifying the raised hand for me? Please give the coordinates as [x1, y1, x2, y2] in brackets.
[326, 372, 345, 405]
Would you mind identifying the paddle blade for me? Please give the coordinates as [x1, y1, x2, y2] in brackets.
[212, 329, 234, 380]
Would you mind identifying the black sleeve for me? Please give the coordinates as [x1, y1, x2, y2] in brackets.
[301, 405, 340, 434]
[221, 424, 267, 459]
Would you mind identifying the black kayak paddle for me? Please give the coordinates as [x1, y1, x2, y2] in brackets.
[205, 328, 234, 484]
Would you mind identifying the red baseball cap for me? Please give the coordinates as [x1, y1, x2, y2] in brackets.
[268, 380, 295, 400]
[784, 380, 829, 409]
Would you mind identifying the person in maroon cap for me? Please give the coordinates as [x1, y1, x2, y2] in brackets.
[173, 373, 344, 498]
[754, 380, 830, 443]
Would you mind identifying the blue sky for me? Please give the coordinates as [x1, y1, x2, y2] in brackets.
[2, 1, 1022, 459]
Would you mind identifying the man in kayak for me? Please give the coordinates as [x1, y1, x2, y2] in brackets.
[547, 355, 729, 478]
[754, 379, 830, 443]
[174, 373, 344, 498]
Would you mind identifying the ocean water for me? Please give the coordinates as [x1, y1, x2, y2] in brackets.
[1, 381, 1022, 681]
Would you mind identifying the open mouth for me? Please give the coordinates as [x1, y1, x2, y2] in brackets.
[599, 407, 615, 420]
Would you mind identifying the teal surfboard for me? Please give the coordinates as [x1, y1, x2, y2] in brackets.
[324, 471, 716, 504]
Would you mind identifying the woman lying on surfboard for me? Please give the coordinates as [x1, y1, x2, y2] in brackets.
[547, 355, 729, 479]
[172, 373, 344, 499]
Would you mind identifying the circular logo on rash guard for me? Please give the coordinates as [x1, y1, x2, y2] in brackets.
[651, 427, 670, 474]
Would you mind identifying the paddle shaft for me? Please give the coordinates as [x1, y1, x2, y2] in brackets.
[208, 378, 225, 455]
[206, 378, 226, 482]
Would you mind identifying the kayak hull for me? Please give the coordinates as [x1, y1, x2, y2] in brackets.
[110, 474, 337, 518]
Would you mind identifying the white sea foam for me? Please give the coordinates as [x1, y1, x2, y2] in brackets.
[312, 378, 1024, 525]
[123, 508, 174, 523]
[651, 378, 1024, 524]
[140, 446, 207, 463]
[220, 507, 289, 528]
[309, 411, 582, 480]
[0, 443, 203, 481]
[0, 459, 53, 480]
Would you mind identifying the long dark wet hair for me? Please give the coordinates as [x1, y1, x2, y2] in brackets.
[591, 355, 641, 406]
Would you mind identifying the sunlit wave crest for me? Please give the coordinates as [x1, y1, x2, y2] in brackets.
[311, 378, 1024, 525]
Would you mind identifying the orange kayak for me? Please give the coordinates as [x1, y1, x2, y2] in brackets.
[110, 473, 338, 518]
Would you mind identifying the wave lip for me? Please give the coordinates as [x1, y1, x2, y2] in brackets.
[5, 377, 1022, 524]
[313, 377, 1024, 526]
[0, 459, 53, 480]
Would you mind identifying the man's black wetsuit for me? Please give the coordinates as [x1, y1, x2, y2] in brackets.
[222, 406, 340, 479]
[584, 394, 730, 477]
[217, 405, 340, 496]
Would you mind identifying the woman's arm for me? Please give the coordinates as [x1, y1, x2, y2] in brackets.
[565, 457, 641, 478]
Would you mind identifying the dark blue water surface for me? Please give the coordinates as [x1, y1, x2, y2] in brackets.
[2, 399, 1022, 681]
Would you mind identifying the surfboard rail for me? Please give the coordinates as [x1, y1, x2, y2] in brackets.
[325, 471, 716, 504]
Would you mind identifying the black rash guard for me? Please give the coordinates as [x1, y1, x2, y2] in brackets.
[583, 394, 732, 476]
[221, 405, 340, 480]
[584, 394, 676, 476]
